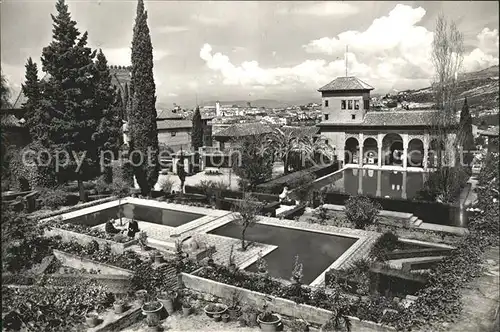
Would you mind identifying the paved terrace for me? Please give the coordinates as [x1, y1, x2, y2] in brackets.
[57, 197, 381, 286]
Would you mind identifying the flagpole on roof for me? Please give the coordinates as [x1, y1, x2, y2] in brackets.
[345, 45, 348, 77]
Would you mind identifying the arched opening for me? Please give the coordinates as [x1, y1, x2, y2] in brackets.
[382, 133, 404, 166]
[363, 138, 378, 165]
[344, 137, 359, 164]
[429, 139, 445, 168]
[408, 138, 424, 168]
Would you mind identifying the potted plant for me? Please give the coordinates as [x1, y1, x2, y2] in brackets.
[157, 289, 178, 315]
[227, 290, 242, 320]
[142, 300, 164, 327]
[240, 306, 259, 327]
[213, 313, 222, 322]
[85, 312, 100, 328]
[319, 311, 352, 332]
[138, 231, 148, 250]
[222, 313, 230, 323]
[135, 289, 148, 305]
[113, 298, 126, 314]
[290, 319, 310, 332]
[182, 298, 191, 317]
[207, 251, 215, 266]
[257, 304, 282, 332]
[256, 251, 268, 275]
[203, 303, 228, 318]
[228, 244, 237, 272]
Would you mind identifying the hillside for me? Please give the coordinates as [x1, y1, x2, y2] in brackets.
[204, 99, 293, 108]
[402, 65, 499, 115]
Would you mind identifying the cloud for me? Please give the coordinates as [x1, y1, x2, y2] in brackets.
[199, 43, 374, 89]
[477, 28, 499, 55]
[157, 25, 189, 34]
[191, 13, 224, 26]
[277, 2, 359, 17]
[102, 48, 169, 65]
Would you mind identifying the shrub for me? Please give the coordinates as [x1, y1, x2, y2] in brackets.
[344, 195, 381, 229]
[370, 232, 398, 261]
[37, 186, 67, 210]
[95, 175, 111, 194]
[159, 177, 174, 195]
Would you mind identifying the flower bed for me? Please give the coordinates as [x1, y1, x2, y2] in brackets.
[44, 219, 138, 254]
[2, 279, 114, 331]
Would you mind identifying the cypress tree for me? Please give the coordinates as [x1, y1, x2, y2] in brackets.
[123, 82, 129, 121]
[94, 50, 122, 173]
[22, 58, 45, 143]
[129, 0, 159, 196]
[459, 97, 474, 166]
[40, 0, 98, 201]
[191, 106, 203, 152]
[0, 72, 11, 109]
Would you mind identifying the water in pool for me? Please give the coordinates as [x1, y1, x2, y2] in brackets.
[66, 204, 204, 227]
[210, 223, 356, 284]
[314, 168, 426, 199]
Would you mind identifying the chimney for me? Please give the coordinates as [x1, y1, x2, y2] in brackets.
[216, 101, 221, 117]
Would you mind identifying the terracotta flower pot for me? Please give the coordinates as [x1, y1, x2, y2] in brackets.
[142, 301, 164, 327]
[213, 314, 221, 322]
[228, 306, 241, 320]
[257, 313, 282, 332]
[182, 305, 191, 317]
[203, 304, 228, 318]
[154, 254, 163, 264]
[85, 314, 100, 328]
[157, 291, 177, 315]
[222, 313, 230, 323]
[113, 301, 125, 314]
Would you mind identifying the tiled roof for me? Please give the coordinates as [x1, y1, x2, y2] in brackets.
[157, 120, 192, 130]
[157, 109, 183, 120]
[214, 122, 273, 137]
[318, 76, 374, 92]
[319, 110, 458, 127]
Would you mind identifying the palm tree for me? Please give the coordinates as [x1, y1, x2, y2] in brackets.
[299, 134, 335, 169]
[268, 126, 305, 174]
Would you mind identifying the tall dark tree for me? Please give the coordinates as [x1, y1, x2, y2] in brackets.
[459, 97, 474, 166]
[40, 0, 98, 201]
[22, 58, 45, 143]
[128, 0, 159, 196]
[94, 49, 122, 167]
[122, 82, 129, 121]
[191, 106, 203, 153]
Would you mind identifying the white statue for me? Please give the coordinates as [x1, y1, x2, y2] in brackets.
[279, 186, 289, 202]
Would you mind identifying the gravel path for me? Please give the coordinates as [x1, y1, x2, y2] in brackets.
[121, 311, 261, 332]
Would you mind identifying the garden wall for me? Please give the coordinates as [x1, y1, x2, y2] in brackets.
[184, 185, 279, 203]
[181, 273, 394, 331]
[45, 228, 138, 255]
[323, 191, 466, 226]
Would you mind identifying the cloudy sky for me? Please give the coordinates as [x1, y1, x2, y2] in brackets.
[1, 0, 499, 107]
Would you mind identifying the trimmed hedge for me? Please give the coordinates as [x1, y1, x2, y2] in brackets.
[256, 162, 339, 194]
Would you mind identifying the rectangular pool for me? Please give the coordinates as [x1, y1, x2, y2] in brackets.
[209, 223, 356, 284]
[314, 168, 426, 200]
[66, 204, 204, 228]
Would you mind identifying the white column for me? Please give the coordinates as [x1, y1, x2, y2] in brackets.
[377, 133, 383, 168]
[358, 133, 364, 167]
[402, 172, 407, 199]
[376, 170, 381, 197]
[423, 132, 429, 171]
[402, 133, 409, 169]
[358, 168, 363, 195]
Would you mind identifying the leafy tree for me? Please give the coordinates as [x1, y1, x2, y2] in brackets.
[40, 0, 100, 201]
[344, 195, 381, 229]
[123, 82, 129, 121]
[268, 126, 302, 175]
[232, 193, 263, 251]
[191, 106, 203, 152]
[128, 0, 159, 196]
[110, 174, 130, 226]
[231, 134, 273, 191]
[0, 72, 11, 109]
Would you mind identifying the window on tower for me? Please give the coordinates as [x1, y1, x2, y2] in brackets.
[324, 100, 329, 107]
[354, 100, 360, 110]
[341, 100, 346, 109]
[348, 100, 353, 110]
